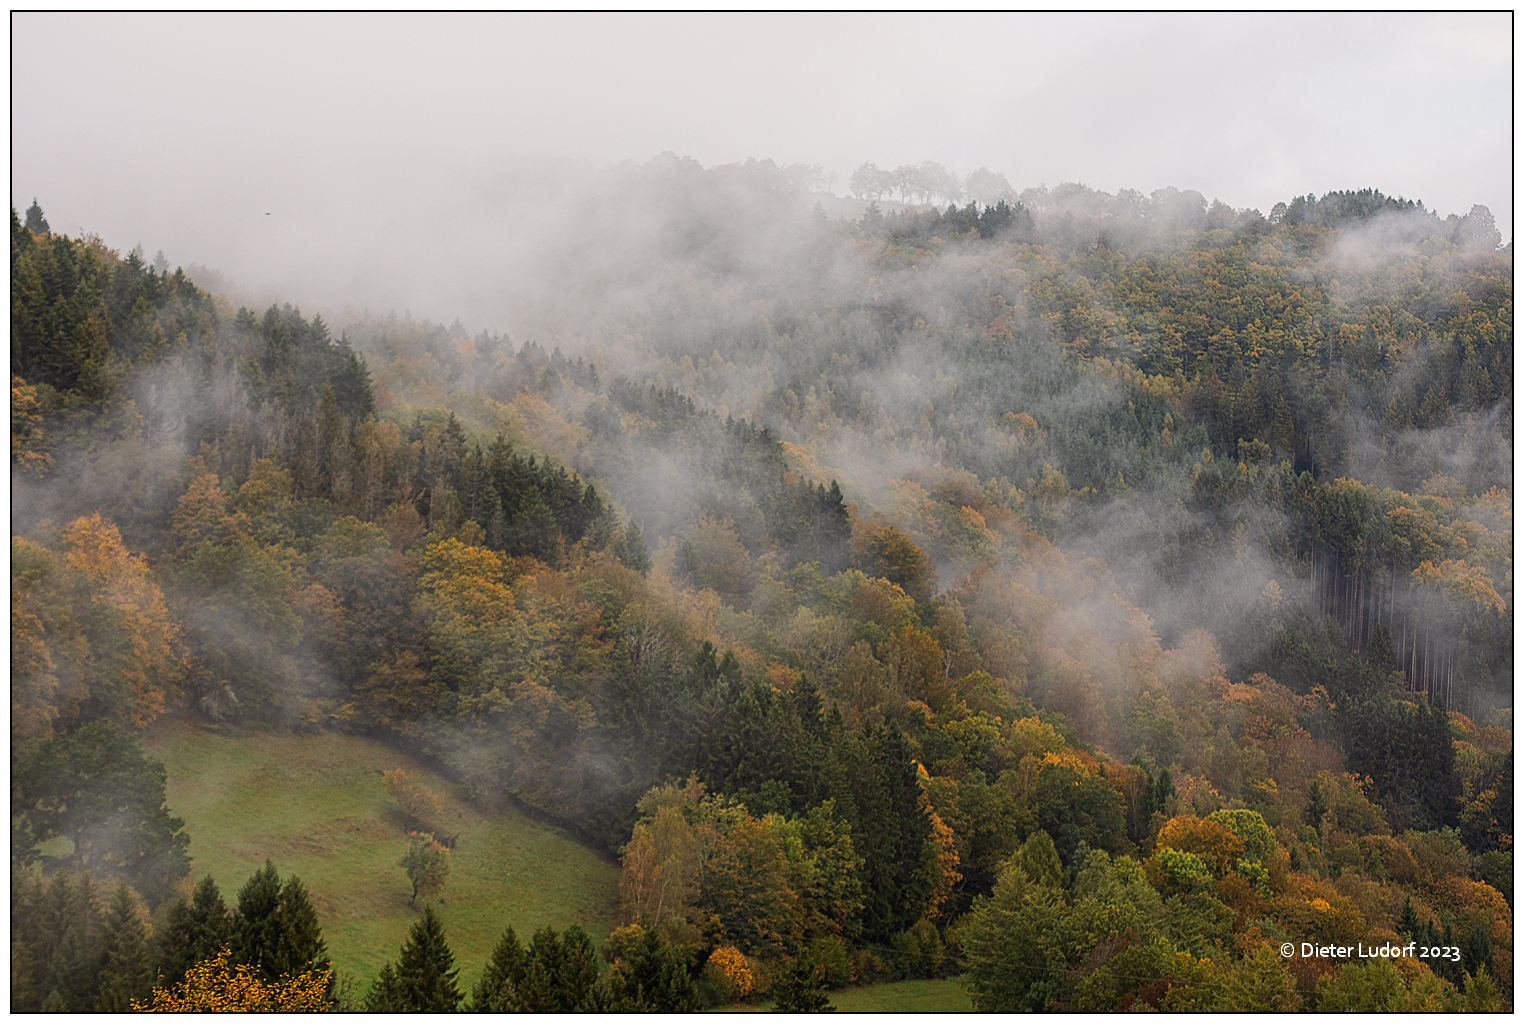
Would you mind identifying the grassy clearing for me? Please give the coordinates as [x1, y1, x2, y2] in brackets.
[714, 978, 974, 1013]
[144, 720, 619, 995]
[829, 979, 974, 1012]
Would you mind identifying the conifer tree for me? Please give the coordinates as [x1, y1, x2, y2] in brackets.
[231, 862, 330, 984]
[24, 198, 49, 234]
[363, 961, 406, 1012]
[368, 906, 462, 1012]
[94, 884, 153, 1011]
[615, 518, 652, 573]
[773, 952, 834, 1012]
[515, 924, 601, 1011]
[156, 875, 233, 988]
[604, 925, 698, 1011]
[231, 862, 282, 974]
[471, 925, 527, 1011]
[274, 873, 330, 983]
[11, 870, 105, 1013]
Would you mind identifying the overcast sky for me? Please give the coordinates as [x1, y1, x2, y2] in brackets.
[12, 12, 1511, 329]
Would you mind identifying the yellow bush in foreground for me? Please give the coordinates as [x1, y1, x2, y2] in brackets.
[133, 945, 331, 1012]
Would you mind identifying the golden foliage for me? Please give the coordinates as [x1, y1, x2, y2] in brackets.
[11, 375, 51, 474]
[13, 515, 182, 732]
[382, 768, 443, 828]
[1156, 815, 1245, 876]
[706, 946, 758, 1000]
[133, 945, 331, 1012]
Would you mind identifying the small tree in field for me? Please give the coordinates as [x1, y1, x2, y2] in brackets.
[382, 769, 443, 830]
[400, 832, 451, 907]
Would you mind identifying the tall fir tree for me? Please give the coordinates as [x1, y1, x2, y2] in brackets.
[155, 875, 233, 988]
[366, 906, 461, 1012]
[93, 883, 153, 1011]
[471, 925, 527, 1011]
[231, 862, 330, 984]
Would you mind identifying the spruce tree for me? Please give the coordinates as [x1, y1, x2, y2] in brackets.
[24, 198, 48, 234]
[605, 926, 698, 1011]
[471, 925, 527, 1011]
[232, 861, 283, 975]
[275, 874, 330, 981]
[393, 906, 462, 1012]
[231, 862, 330, 984]
[40, 872, 105, 1013]
[363, 962, 406, 1012]
[616, 518, 652, 573]
[156, 875, 232, 988]
[516, 924, 600, 1011]
[94, 884, 153, 1011]
[11, 869, 105, 1013]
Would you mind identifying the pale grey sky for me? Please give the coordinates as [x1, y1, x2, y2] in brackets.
[12, 12, 1511, 329]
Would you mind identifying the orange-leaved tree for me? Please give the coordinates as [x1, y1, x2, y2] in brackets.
[399, 831, 451, 907]
[133, 945, 331, 1012]
[382, 769, 443, 830]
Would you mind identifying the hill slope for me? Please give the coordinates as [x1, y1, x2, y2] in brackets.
[144, 721, 619, 995]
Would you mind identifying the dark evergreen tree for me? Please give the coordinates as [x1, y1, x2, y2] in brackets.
[231, 861, 330, 984]
[93, 883, 153, 1011]
[516, 924, 601, 1012]
[363, 961, 406, 1012]
[471, 925, 527, 1011]
[231, 861, 282, 973]
[376, 905, 462, 1012]
[155, 874, 232, 988]
[24, 198, 49, 234]
[603, 925, 698, 1011]
[838, 722, 936, 943]
[11, 870, 105, 1013]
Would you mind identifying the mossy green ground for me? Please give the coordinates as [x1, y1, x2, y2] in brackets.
[715, 978, 974, 1012]
[144, 720, 618, 995]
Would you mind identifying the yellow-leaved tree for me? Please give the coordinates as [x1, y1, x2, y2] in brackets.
[133, 945, 331, 1012]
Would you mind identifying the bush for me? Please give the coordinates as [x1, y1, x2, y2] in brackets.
[806, 936, 850, 988]
[849, 949, 886, 985]
[382, 769, 442, 830]
[702, 946, 757, 1003]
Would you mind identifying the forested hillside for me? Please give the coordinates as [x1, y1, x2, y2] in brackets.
[10, 163, 1512, 1012]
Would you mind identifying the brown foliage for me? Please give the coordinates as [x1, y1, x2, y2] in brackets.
[1156, 815, 1245, 876]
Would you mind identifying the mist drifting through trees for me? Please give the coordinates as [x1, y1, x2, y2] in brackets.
[10, 119, 1515, 1014]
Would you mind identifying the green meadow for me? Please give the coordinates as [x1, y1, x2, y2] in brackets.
[713, 978, 975, 1013]
[144, 721, 619, 995]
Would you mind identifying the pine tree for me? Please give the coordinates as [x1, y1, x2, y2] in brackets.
[231, 862, 283, 975]
[516, 924, 601, 1011]
[56, 872, 108, 1012]
[24, 198, 49, 234]
[231, 862, 330, 985]
[471, 925, 527, 1011]
[93, 884, 153, 1011]
[616, 518, 652, 573]
[275, 874, 330, 982]
[10, 869, 105, 1013]
[363, 962, 406, 1012]
[156, 875, 232, 988]
[385, 906, 462, 1012]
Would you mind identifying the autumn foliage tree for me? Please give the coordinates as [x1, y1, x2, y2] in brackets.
[399, 831, 452, 907]
[382, 769, 443, 830]
[133, 946, 332, 1012]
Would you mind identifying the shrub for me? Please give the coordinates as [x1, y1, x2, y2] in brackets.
[703, 946, 757, 1002]
[382, 769, 442, 830]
